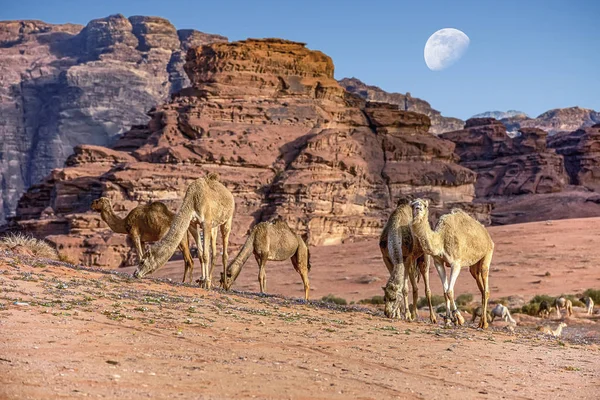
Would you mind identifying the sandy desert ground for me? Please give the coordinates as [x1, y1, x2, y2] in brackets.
[1, 217, 599, 399]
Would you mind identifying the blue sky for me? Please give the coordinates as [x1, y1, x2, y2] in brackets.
[3, 0, 599, 120]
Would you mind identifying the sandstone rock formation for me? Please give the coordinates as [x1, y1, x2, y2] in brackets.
[0, 15, 226, 224]
[6, 39, 488, 268]
[440, 118, 569, 198]
[339, 77, 464, 135]
[501, 106, 600, 136]
[471, 110, 528, 120]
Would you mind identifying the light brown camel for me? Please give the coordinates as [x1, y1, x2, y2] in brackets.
[410, 199, 495, 329]
[580, 296, 595, 315]
[379, 199, 436, 323]
[554, 297, 573, 318]
[471, 306, 492, 325]
[537, 322, 567, 337]
[91, 197, 196, 282]
[220, 219, 311, 300]
[135, 173, 235, 289]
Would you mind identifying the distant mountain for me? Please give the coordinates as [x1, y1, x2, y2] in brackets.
[472, 110, 528, 120]
[501, 107, 600, 135]
[339, 77, 464, 134]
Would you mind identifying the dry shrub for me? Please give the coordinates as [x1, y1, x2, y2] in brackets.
[0, 233, 58, 260]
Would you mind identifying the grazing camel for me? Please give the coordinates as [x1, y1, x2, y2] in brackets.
[379, 199, 436, 323]
[537, 322, 567, 337]
[579, 296, 594, 315]
[136, 173, 235, 289]
[554, 297, 573, 318]
[91, 198, 196, 282]
[537, 300, 553, 319]
[220, 219, 311, 300]
[490, 304, 516, 325]
[410, 199, 495, 329]
[471, 306, 492, 325]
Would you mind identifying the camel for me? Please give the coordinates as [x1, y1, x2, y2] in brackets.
[91, 197, 196, 282]
[579, 296, 595, 315]
[537, 322, 567, 337]
[409, 198, 494, 329]
[554, 297, 573, 318]
[537, 300, 553, 319]
[379, 199, 436, 323]
[220, 219, 311, 300]
[135, 173, 235, 289]
[471, 306, 492, 325]
[490, 304, 516, 325]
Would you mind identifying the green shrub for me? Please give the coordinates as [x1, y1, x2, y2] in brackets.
[417, 294, 445, 309]
[455, 293, 473, 306]
[530, 294, 555, 304]
[359, 296, 384, 305]
[436, 304, 447, 313]
[321, 294, 347, 306]
[583, 289, 600, 304]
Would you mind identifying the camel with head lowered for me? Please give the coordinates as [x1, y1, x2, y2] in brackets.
[579, 296, 594, 315]
[135, 173, 235, 289]
[554, 297, 573, 318]
[410, 198, 494, 329]
[379, 198, 436, 323]
[91, 197, 196, 283]
[220, 218, 311, 300]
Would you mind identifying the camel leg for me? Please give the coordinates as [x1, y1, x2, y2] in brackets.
[402, 268, 411, 320]
[256, 254, 267, 294]
[433, 259, 451, 325]
[178, 232, 194, 283]
[292, 252, 310, 301]
[208, 227, 218, 287]
[220, 216, 232, 282]
[408, 259, 419, 321]
[419, 256, 437, 324]
[130, 230, 145, 262]
[201, 222, 212, 289]
[478, 251, 492, 329]
[447, 263, 464, 326]
[470, 263, 487, 326]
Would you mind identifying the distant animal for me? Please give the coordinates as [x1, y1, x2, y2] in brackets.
[471, 306, 492, 325]
[379, 199, 436, 323]
[554, 297, 573, 318]
[537, 322, 567, 338]
[91, 197, 196, 282]
[410, 199, 494, 329]
[537, 300, 553, 319]
[579, 296, 594, 315]
[220, 219, 311, 300]
[490, 304, 516, 325]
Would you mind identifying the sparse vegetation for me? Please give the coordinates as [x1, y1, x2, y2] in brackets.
[455, 293, 473, 306]
[58, 253, 77, 265]
[417, 294, 445, 309]
[0, 233, 58, 260]
[321, 294, 347, 305]
[359, 295, 384, 305]
[583, 288, 600, 304]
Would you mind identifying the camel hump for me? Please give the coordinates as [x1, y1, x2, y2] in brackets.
[206, 172, 219, 181]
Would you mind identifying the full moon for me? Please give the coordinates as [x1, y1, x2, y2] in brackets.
[424, 28, 470, 71]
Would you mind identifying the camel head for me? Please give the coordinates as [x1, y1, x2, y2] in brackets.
[410, 198, 429, 220]
[559, 322, 567, 328]
[382, 282, 402, 319]
[134, 249, 157, 279]
[90, 197, 112, 212]
[220, 271, 234, 290]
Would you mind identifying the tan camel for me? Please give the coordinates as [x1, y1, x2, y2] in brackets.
[537, 322, 567, 337]
[379, 199, 436, 323]
[410, 199, 495, 329]
[91, 197, 196, 282]
[135, 173, 235, 289]
[220, 219, 311, 300]
[490, 304, 516, 325]
[554, 297, 573, 318]
[580, 296, 595, 315]
[471, 306, 492, 325]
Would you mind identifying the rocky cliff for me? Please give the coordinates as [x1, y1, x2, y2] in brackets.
[501, 107, 600, 136]
[471, 110, 528, 120]
[7, 39, 488, 268]
[338, 77, 464, 135]
[0, 15, 226, 224]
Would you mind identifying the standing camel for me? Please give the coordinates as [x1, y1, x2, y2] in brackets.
[554, 297, 573, 318]
[220, 219, 311, 300]
[379, 199, 436, 323]
[135, 173, 235, 289]
[91, 197, 196, 283]
[410, 199, 495, 329]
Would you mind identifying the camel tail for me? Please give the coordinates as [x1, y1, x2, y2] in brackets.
[227, 230, 256, 282]
[148, 188, 196, 271]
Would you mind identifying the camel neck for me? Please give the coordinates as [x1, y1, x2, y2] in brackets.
[100, 207, 127, 234]
[411, 212, 442, 256]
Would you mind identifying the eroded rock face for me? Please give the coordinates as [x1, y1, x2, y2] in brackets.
[501, 106, 600, 136]
[440, 118, 569, 197]
[0, 15, 226, 224]
[339, 77, 464, 134]
[7, 39, 486, 267]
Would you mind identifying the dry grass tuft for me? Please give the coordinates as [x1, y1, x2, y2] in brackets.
[0, 233, 58, 260]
